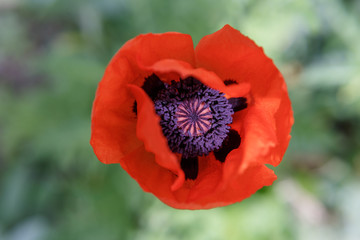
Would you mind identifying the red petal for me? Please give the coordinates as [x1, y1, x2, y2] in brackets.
[118, 32, 196, 69]
[160, 164, 276, 209]
[213, 164, 277, 208]
[186, 154, 223, 201]
[184, 104, 280, 205]
[238, 105, 277, 169]
[121, 146, 179, 200]
[141, 58, 250, 98]
[195, 24, 265, 92]
[196, 24, 293, 167]
[127, 84, 185, 191]
[90, 58, 141, 165]
[91, 32, 195, 183]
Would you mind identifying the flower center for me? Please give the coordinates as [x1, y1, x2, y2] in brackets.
[154, 77, 233, 158]
[175, 99, 212, 136]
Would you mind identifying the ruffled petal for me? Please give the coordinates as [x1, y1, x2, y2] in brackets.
[272, 86, 294, 163]
[238, 105, 277, 169]
[195, 24, 266, 94]
[140, 58, 250, 98]
[178, 103, 279, 206]
[121, 146, 179, 200]
[195, 24, 293, 167]
[91, 31, 196, 168]
[215, 103, 278, 191]
[90, 57, 142, 164]
[160, 163, 276, 209]
[118, 32, 196, 69]
[214, 164, 277, 208]
[127, 84, 185, 191]
[186, 154, 223, 202]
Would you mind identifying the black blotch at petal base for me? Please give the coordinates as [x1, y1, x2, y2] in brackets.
[228, 97, 247, 112]
[181, 156, 199, 180]
[214, 129, 241, 162]
[132, 74, 165, 115]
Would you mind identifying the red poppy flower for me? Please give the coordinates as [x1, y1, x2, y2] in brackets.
[90, 25, 294, 209]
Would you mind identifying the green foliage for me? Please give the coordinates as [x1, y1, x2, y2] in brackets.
[1, 0, 360, 239]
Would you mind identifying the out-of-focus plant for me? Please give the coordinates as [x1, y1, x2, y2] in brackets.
[0, 0, 360, 239]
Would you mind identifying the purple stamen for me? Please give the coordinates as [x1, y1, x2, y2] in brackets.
[154, 77, 234, 158]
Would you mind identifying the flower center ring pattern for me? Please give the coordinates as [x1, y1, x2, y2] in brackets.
[175, 99, 212, 136]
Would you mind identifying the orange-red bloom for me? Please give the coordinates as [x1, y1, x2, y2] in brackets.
[90, 25, 294, 209]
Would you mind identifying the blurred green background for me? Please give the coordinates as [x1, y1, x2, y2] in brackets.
[1, 0, 360, 239]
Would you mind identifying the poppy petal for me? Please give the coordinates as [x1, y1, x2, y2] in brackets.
[242, 105, 277, 166]
[195, 24, 293, 167]
[163, 163, 276, 209]
[195, 24, 263, 89]
[186, 154, 223, 202]
[90, 57, 142, 165]
[121, 146, 179, 200]
[118, 32, 196, 69]
[140, 58, 251, 98]
[214, 164, 276, 208]
[127, 84, 185, 191]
